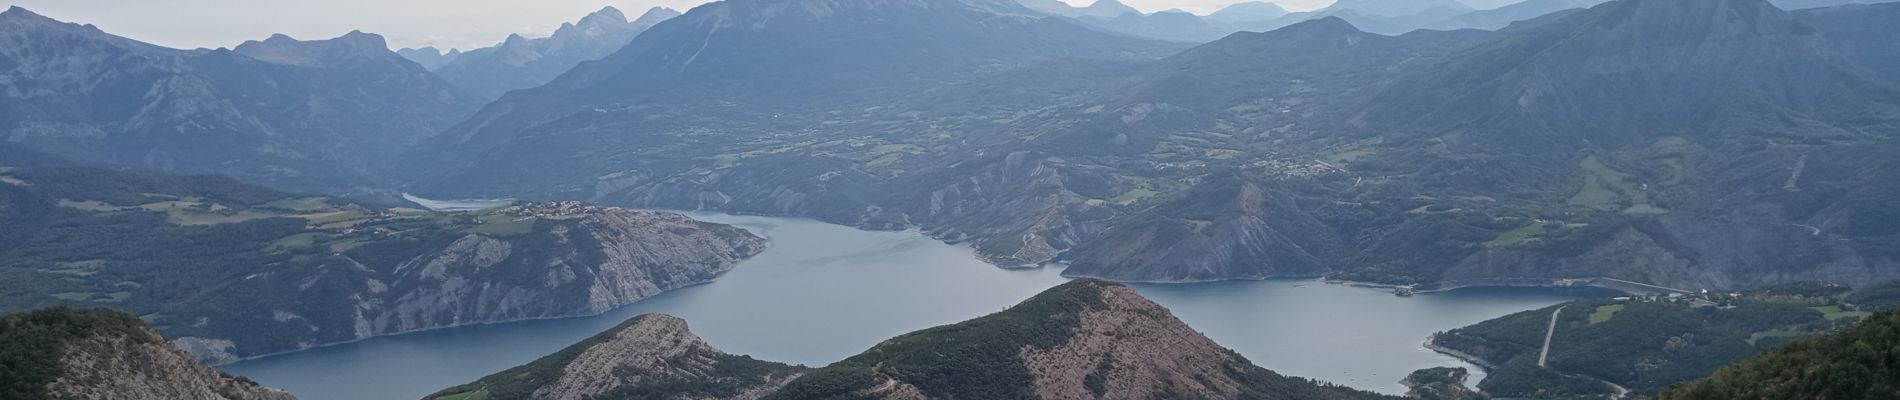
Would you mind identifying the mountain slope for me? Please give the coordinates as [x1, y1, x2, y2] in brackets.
[434, 6, 681, 99]
[0, 308, 295, 400]
[1080, 9, 1237, 42]
[1660, 309, 1900, 399]
[0, 7, 480, 194]
[1208, 1, 1291, 24]
[404, 0, 1171, 206]
[1797, 2, 1900, 81]
[1424, 0, 1610, 31]
[1364, 0, 1900, 151]
[426, 314, 804, 400]
[1064, 173, 1337, 282]
[0, 167, 765, 363]
[1431, 284, 1890, 397]
[764, 280, 1394, 399]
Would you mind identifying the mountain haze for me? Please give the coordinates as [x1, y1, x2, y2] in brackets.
[433, 6, 682, 99]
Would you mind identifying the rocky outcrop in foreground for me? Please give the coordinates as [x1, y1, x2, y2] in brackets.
[434, 280, 1395, 400]
[426, 314, 805, 400]
[0, 308, 295, 400]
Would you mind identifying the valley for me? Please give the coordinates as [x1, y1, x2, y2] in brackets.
[220, 212, 1595, 400]
[1, 0, 1898, 398]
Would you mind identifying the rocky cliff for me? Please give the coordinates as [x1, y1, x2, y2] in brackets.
[172, 206, 767, 364]
[0, 308, 296, 400]
[427, 314, 805, 400]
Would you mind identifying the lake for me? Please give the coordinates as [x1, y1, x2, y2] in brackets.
[221, 213, 1601, 399]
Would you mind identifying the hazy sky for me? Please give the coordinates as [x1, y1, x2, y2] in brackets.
[8, 0, 1337, 51]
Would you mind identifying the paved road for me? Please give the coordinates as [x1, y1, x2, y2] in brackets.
[1539, 306, 1565, 367]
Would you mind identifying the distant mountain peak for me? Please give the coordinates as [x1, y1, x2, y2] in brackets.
[590, 5, 628, 20]
[2, 5, 45, 20]
[502, 32, 530, 45]
[234, 30, 399, 68]
[632, 6, 684, 26]
[1279, 15, 1368, 35]
[1082, 0, 1143, 17]
[1585, 0, 1808, 39]
[1326, 0, 1473, 17]
[1208, 1, 1291, 23]
[576, 5, 629, 29]
[335, 30, 387, 48]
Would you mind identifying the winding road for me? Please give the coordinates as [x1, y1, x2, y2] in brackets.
[1539, 306, 1564, 367]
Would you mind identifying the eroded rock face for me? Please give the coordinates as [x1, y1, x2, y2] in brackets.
[1020, 284, 1267, 398]
[3, 309, 299, 400]
[174, 207, 766, 363]
[426, 314, 804, 400]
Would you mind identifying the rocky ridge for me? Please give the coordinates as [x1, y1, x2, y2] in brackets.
[0, 308, 297, 400]
[426, 314, 804, 400]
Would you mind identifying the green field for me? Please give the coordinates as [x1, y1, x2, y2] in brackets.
[432, 390, 489, 400]
[302, 210, 370, 225]
[1565, 155, 1674, 215]
[1747, 328, 1805, 345]
[1811, 305, 1873, 321]
[268, 233, 325, 252]
[469, 217, 538, 236]
[1489, 223, 1548, 247]
[264, 197, 334, 212]
[1568, 155, 1635, 210]
[1111, 187, 1158, 205]
[57, 199, 124, 211]
[1589, 304, 1626, 324]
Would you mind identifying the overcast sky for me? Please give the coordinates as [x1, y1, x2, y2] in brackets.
[9, 0, 1341, 51]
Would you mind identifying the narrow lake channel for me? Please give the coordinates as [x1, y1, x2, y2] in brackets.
[222, 212, 1599, 399]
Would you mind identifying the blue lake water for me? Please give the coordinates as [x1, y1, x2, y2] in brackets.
[222, 213, 1598, 399]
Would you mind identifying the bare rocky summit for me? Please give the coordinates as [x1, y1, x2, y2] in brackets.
[427, 314, 804, 400]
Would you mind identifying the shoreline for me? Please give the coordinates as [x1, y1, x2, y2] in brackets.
[210, 268, 738, 367]
[1328, 276, 1695, 296]
[1422, 335, 1496, 371]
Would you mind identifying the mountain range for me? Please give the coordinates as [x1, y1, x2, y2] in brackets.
[414, 6, 682, 100]
[0, 7, 480, 196]
[1022, 0, 1899, 41]
[397, 0, 1900, 291]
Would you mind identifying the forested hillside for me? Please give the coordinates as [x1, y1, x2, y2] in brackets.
[1661, 309, 1900, 399]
